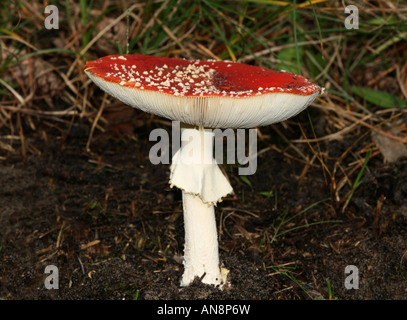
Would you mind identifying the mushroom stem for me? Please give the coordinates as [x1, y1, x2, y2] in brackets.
[181, 192, 221, 287]
[171, 125, 228, 287]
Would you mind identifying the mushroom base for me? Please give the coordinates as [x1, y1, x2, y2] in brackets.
[180, 192, 222, 287]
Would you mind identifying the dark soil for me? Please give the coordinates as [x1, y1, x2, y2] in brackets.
[1, 109, 407, 300]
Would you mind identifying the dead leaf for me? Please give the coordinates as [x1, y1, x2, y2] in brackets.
[372, 122, 407, 163]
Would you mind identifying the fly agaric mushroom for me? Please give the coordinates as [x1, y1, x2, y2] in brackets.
[84, 54, 322, 287]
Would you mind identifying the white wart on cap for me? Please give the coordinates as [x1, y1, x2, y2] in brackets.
[84, 54, 322, 129]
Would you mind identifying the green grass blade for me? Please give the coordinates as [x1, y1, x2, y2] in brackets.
[351, 86, 407, 109]
[292, 0, 301, 74]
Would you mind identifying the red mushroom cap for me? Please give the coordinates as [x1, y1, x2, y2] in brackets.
[85, 54, 322, 128]
[85, 54, 320, 98]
